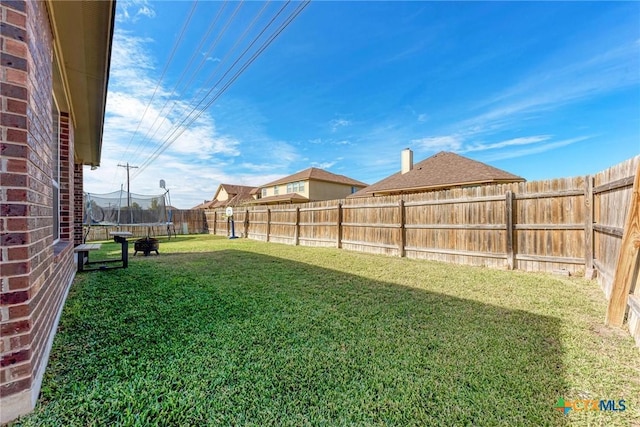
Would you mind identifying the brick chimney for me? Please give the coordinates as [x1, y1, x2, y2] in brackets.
[401, 148, 413, 174]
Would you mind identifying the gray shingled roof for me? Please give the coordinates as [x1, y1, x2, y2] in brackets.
[261, 167, 368, 188]
[350, 151, 525, 197]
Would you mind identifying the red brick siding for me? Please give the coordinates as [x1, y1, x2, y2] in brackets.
[59, 113, 72, 240]
[1, 0, 32, 401]
[1, 0, 78, 413]
[74, 164, 83, 245]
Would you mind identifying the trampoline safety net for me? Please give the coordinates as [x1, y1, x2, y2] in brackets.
[83, 191, 168, 226]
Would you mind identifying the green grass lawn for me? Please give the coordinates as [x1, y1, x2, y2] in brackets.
[12, 235, 640, 426]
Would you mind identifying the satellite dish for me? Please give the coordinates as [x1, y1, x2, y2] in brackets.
[159, 179, 166, 189]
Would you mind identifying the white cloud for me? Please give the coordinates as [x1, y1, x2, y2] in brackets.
[311, 161, 337, 169]
[461, 135, 551, 153]
[479, 136, 591, 161]
[240, 163, 282, 172]
[405, 133, 591, 165]
[330, 118, 351, 132]
[308, 138, 351, 146]
[411, 135, 462, 151]
[137, 5, 156, 19]
[117, 0, 156, 23]
[463, 41, 640, 136]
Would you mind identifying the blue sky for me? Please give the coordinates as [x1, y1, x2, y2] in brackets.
[85, 0, 640, 208]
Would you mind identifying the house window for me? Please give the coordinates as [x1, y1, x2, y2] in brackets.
[52, 95, 61, 243]
[262, 188, 266, 197]
[274, 186, 279, 195]
[287, 181, 305, 193]
[351, 186, 357, 194]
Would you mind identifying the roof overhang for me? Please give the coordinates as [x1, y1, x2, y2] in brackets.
[47, 0, 115, 167]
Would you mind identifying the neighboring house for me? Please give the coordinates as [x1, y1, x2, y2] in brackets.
[252, 167, 368, 205]
[350, 149, 525, 198]
[1, 1, 115, 422]
[211, 184, 257, 208]
[192, 184, 256, 210]
[191, 184, 256, 210]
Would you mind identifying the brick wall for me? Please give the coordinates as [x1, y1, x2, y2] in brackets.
[1, 0, 35, 409]
[1, 1, 78, 421]
[74, 164, 83, 245]
[60, 113, 73, 241]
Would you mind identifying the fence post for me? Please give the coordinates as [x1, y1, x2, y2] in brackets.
[294, 206, 301, 246]
[584, 175, 594, 276]
[398, 199, 406, 257]
[606, 163, 640, 327]
[212, 211, 217, 235]
[505, 191, 515, 270]
[244, 208, 249, 238]
[266, 208, 271, 242]
[336, 202, 343, 248]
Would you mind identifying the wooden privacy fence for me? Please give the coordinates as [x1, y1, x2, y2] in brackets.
[207, 180, 590, 273]
[205, 156, 640, 345]
[84, 209, 207, 241]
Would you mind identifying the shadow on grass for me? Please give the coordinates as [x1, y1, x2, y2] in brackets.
[23, 249, 567, 426]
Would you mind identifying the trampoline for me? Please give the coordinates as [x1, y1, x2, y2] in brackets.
[83, 190, 175, 242]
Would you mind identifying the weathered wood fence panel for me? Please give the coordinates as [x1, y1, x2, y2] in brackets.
[247, 209, 268, 241]
[298, 200, 340, 247]
[170, 209, 208, 234]
[513, 177, 587, 274]
[342, 196, 402, 256]
[594, 156, 640, 346]
[268, 207, 297, 245]
[593, 156, 639, 300]
[403, 186, 510, 268]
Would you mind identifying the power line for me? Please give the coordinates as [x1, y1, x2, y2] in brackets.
[128, 1, 248, 168]
[133, 0, 274, 164]
[126, 2, 230, 168]
[112, 1, 199, 187]
[130, 1, 310, 180]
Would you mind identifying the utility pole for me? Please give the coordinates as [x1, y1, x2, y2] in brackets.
[118, 163, 138, 223]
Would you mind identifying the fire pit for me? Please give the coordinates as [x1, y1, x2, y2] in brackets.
[134, 237, 159, 256]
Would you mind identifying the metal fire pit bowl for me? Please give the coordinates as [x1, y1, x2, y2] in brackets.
[134, 237, 160, 256]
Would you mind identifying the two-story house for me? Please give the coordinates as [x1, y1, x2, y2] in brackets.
[252, 167, 368, 205]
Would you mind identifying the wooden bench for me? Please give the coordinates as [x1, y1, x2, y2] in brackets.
[75, 232, 134, 272]
[74, 243, 102, 272]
